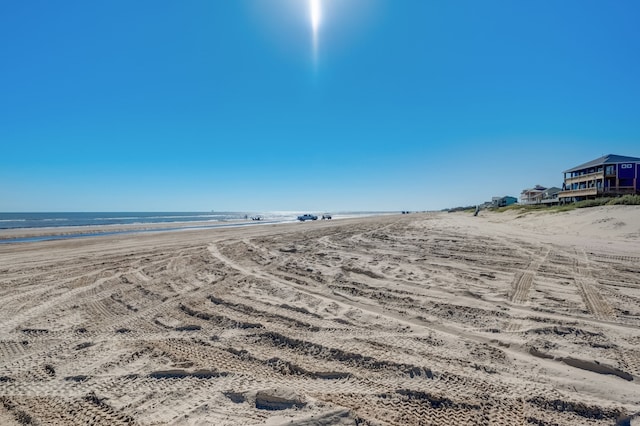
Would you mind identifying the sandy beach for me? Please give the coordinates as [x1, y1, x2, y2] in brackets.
[1, 207, 639, 425]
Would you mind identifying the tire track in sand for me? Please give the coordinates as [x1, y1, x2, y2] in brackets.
[510, 248, 548, 305]
[0, 270, 124, 334]
[507, 248, 549, 332]
[572, 249, 615, 321]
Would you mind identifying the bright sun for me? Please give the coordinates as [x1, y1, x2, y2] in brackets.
[310, 0, 322, 61]
[310, 0, 322, 32]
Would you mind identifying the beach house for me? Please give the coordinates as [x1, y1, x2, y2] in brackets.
[521, 185, 562, 205]
[558, 154, 640, 202]
[520, 185, 546, 204]
[541, 187, 562, 204]
[491, 196, 518, 208]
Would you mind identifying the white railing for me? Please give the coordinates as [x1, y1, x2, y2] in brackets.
[558, 188, 598, 198]
[564, 172, 604, 185]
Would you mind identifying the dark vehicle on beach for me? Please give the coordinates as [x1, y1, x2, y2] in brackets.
[297, 214, 318, 221]
[251, 215, 263, 221]
[322, 214, 332, 220]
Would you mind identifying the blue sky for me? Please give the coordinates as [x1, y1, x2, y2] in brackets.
[1, 0, 639, 212]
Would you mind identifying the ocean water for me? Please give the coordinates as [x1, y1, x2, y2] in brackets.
[0, 212, 276, 230]
[0, 211, 392, 231]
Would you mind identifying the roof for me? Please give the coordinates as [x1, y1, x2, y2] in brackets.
[564, 154, 640, 173]
[544, 187, 562, 195]
[521, 185, 546, 194]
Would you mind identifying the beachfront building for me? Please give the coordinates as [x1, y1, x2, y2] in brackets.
[541, 187, 562, 204]
[491, 196, 518, 208]
[520, 185, 563, 205]
[559, 154, 640, 202]
[520, 185, 547, 204]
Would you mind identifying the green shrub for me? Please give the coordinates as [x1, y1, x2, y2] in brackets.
[607, 195, 640, 205]
[574, 198, 609, 208]
[496, 203, 556, 213]
[486, 194, 640, 214]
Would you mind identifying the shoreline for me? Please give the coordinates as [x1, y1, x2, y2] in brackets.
[0, 212, 397, 242]
[0, 219, 282, 243]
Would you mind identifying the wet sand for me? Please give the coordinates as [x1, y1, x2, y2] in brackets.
[1, 207, 639, 425]
[0, 219, 262, 241]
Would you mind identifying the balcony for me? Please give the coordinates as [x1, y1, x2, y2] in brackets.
[564, 172, 604, 185]
[558, 188, 598, 198]
[559, 186, 637, 199]
[520, 198, 543, 205]
[601, 186, 637, 195]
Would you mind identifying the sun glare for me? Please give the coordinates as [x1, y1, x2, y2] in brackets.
[310, 0, 322, 32]
[310, 0, 322, 62]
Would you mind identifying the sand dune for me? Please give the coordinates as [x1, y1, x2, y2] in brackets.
[1, 207, 639, 425]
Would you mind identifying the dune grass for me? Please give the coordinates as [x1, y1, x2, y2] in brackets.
[494, 194, 640, 213]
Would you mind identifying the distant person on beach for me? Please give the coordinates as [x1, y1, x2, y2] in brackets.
[474, 205, 479, 216]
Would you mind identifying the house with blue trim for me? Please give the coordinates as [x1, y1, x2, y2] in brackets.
[559, 154, 640, 202]
[491, 196, 518, 207]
